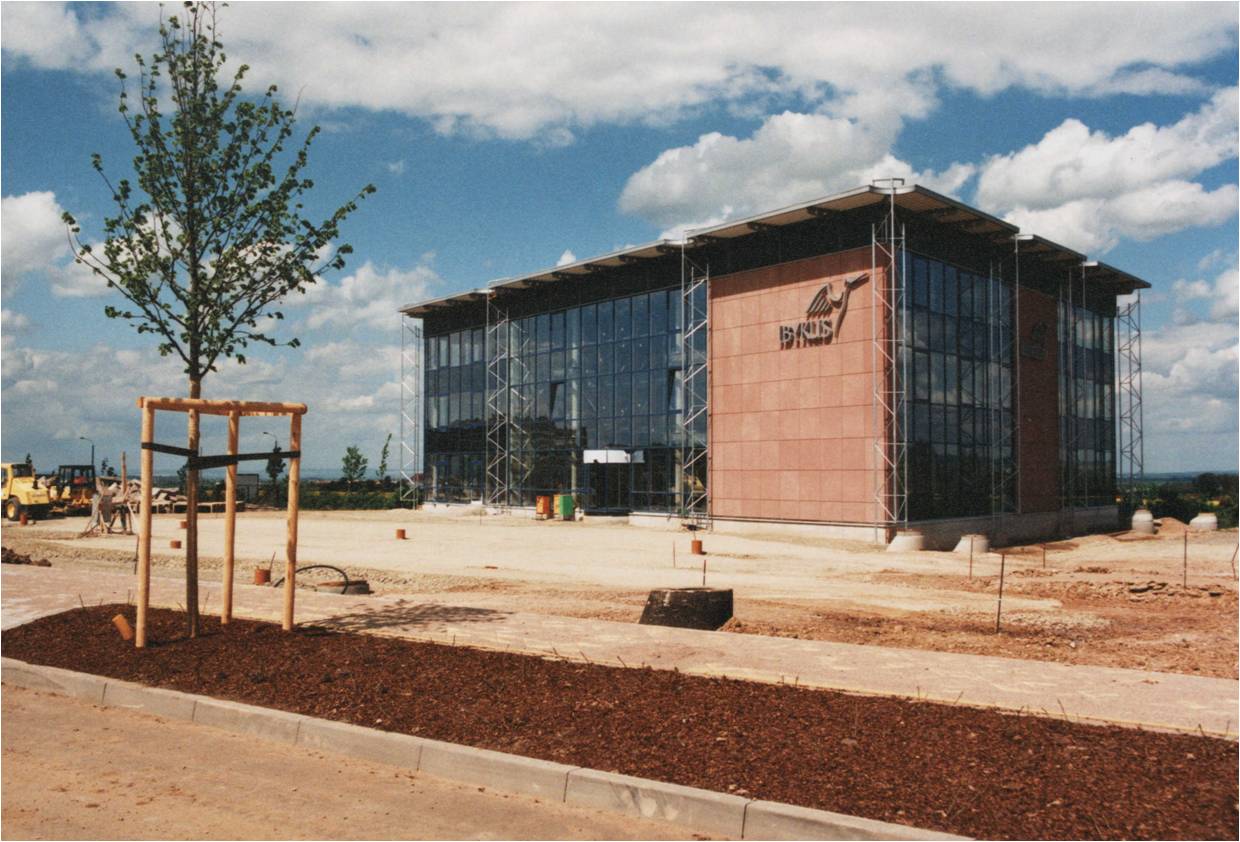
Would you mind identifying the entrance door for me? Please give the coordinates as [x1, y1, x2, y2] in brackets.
[583, 460, 631, 513]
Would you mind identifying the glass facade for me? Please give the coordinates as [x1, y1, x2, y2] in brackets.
[424, 286, 686, 512]
[1059, 300, 1116, 507]
[904, 254, 1015, 520]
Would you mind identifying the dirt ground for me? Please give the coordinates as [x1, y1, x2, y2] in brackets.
[0, 684, 692, 841]
[4, 508, 1237, 678]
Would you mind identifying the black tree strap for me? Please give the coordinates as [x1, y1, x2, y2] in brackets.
[189, 451, 300, 470]
[140, 442, 299, 470]
[140, 442, 197, 458]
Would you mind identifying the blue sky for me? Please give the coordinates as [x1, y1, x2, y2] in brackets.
[1, 2, 1237, 476]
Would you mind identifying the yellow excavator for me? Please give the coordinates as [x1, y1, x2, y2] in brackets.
[2, 462, 52, 521]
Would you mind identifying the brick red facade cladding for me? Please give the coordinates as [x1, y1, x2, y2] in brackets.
[709, 247, 882, 524]
[1016, 287, 1062, 513]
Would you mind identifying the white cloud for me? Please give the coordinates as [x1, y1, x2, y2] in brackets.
[1002, 181, 1239, 254]
[2, 4, 1234, 142]
[555, 250, 576, 267]
[973, 90, 1239, 253]
[1, 309, 31, 333]
[297, 259, 441, 331]
[619, 111, 974, 232]
[976, 88, 1238, 211]
[386, 160, 407, 175]
[1172, 264, 1239, 323]
[1141, 319, 1238, 433]
[1, 191, 70, 290]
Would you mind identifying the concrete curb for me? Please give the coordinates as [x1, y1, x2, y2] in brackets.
[1, 657, 966, 840]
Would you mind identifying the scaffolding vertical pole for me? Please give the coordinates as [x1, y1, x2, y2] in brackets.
[988, 259, 999, 521]
[485, 291, 511, 509]
[680, 243, 710, 526]
[1078, 264, 1091, 511]
[870, 179, 907, 543]
[510, 316, 533, 503]
[1011, 236, 1030, 515]
[399, 314, 425, 506]
[1117, 287, 1145, 507]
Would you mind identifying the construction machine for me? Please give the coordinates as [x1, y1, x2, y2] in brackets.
[51, 464, 98, 513]
[2, 462, 52, 521]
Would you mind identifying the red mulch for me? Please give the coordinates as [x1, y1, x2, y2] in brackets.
[3, 606, 1236, 840]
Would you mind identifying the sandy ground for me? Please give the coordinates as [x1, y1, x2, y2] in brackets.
[4, 508, 1237, 677]
[0, 685, 697, 841]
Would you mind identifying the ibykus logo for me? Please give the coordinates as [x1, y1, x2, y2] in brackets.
[779, 273, 869, 348]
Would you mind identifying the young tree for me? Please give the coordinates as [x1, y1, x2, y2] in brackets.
[62, 2, 375, 636]
[341, 445, 368, 485]
[265, 442, 285, 497]
[375, 433, 392, 482]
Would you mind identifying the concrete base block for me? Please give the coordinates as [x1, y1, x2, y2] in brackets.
[1, 658, 106, 705]
[1189, 512, 1219, 532]
[297, 717, 424, 769]
[192, 697, 303, 744]
[565, 768, 748, 838]
[1131, 508, 1155, 535]
[743, 800, 967, 841]
[419, 739, 574, 800]
[886, 530, 925, 552]
[953, 534, 989, 555]
[103, 680, 197, 721]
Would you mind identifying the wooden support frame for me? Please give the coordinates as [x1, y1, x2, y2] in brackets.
[133, 396, 307, 649]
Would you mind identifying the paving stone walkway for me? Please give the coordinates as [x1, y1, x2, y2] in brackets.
[4, 564, 1236, 738]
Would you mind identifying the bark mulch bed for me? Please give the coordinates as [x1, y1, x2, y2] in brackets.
[4, 606, 1236, 840]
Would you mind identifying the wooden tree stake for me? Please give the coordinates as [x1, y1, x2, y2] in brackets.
[136, 407, 154, 648]
[283, 412, 302, 631]
[185, 406, 200, 637]
[222, 411, 239, 624]
[995, 552, 1007, 634]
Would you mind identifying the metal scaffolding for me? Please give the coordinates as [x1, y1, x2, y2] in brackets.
[989, 255, 1017, 520]
[870, 179, 909, 540]
[1116, 289, 1144, 502]
[484, 292, 511, 508]
[399, 314, 424, 505]
[680, 246, 710, 525]
[1058, 264, 1087, 522]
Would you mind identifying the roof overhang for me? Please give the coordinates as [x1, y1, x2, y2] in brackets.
[399, 182, 1151, 318]
[685, 183, 1019, 244]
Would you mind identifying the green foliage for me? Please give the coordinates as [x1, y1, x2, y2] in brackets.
[341, 445, 368, 484]
[265, 442, 285, 489]
[299, 486, 400, 511]
[376, 433, 392, 481]
[1124, 472, 1239, 529]
[62, 2, 375, 385]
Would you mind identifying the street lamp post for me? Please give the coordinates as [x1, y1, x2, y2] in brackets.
[79, 436, 95, 471]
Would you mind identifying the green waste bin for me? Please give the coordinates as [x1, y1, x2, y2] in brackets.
[555, 493, 575, 521]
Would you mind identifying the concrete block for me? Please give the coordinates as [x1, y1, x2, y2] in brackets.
[1, 658, 106, 705]
[192, 696, 304, 744]
[297, 717, 424, 770]
[102, 679, 197, 721]
[418, 739, 574, 800]
[743, 800, 967, 841]
[565, 768, 747, 838]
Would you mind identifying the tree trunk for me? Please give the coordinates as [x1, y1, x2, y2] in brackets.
[185, 377, 202, 637]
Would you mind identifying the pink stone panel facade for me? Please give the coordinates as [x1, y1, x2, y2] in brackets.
[710, 247, 883, 524]
[1017, 287, 1062, 513]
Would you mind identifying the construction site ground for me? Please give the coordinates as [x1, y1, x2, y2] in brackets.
[4, 508, 1236, 680]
